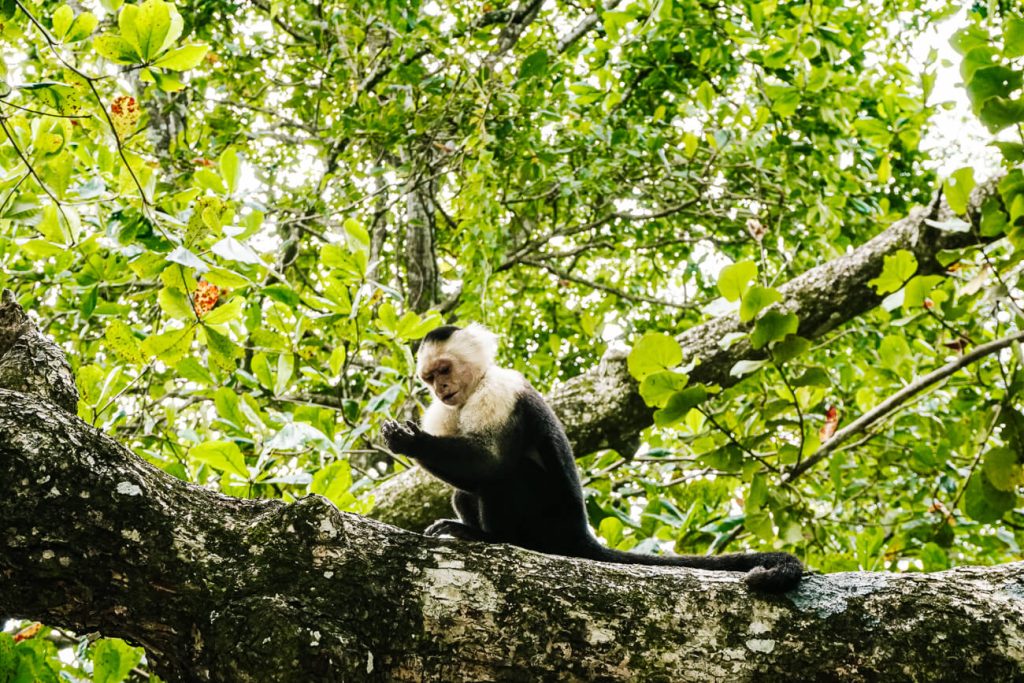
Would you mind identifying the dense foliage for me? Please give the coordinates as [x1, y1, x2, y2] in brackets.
[2, 0, 1024, 677]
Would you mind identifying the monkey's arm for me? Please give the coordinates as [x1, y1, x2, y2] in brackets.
[380, 420, 504, 491]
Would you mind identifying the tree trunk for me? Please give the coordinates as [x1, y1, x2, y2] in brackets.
[369, 180, 1002, 531]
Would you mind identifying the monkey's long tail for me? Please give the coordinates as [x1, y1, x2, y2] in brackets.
[579, 539, 802, 593]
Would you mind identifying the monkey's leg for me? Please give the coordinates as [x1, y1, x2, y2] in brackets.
[452, 490, 483, 527]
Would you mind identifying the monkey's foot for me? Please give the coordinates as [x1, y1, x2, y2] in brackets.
[424, 519, 491, 542]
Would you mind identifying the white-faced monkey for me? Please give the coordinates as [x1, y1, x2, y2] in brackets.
[381, 324, 802, 592]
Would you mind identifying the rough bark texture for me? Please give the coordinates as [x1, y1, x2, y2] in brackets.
[369, 182, 1000, 531]
[2, 286, 1024, 681]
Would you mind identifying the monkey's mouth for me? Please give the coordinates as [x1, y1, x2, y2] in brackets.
[441, 391, 458, 403]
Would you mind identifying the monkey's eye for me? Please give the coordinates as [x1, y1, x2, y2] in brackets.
[438, 367, 450, 375]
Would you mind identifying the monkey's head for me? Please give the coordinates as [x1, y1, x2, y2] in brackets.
[417, 324, 498, 407]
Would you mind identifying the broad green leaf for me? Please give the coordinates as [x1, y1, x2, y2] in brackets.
[878, 335, 911, 372]
[772, 335, 811, 364]
[311, 460, 354, 508]
[983, 447, 1024, 492]
[965, 66, 1023, 113]
[1004, 17, 1024, 59]
[943, 167, 975, 215]
[190, 440, 248, 478]
[627, 332, 682, 380]
[653, 386, 707, 427]
[93, 639, 144, 683]
[639, 370, 689, 408]
[202, 296, 245, 325]
[979, 97, 1024, 134]
[201, 325, 241, 371]
[963, 473, 1016, 523]
[152, 43, 209, 70]
[104, 320, 145, 365]
[141, 326, 195, 363]
[66, 11, 98, 41]
[903, 275, 944, 309]
[518, 50, 548, 80]
[868, 250, 917, 295]
[739, 285, 782, 323]
[751, 311, 798, 350]
[131, 0, 173, 60]
[51, 5, 73, 40]
[158, 286, 196, 320]
[717, 261, 757, 302]
[93, 34, 139, 63]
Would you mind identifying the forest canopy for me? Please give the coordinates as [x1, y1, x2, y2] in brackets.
[2, 0, 1024, 678]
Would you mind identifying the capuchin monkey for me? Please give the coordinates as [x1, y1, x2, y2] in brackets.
[381, 324, 802, 592]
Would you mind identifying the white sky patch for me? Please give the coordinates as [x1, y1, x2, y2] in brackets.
[915, 10, 1007, 177]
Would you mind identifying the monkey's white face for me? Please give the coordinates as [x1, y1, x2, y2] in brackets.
[419, 354, 484, 407]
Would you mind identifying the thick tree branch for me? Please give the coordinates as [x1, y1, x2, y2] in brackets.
[3, 388, 1024, 680]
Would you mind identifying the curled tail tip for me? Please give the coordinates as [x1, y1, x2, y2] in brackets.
[743, 557, 803, 593]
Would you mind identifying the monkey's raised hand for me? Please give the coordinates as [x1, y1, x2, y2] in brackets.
[381, 419, 424, 456]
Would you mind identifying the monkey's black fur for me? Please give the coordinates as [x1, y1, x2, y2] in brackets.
[382, 360, 802, 593]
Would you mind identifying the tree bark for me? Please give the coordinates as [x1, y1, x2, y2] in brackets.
[3, 281, 1023, 681]
[369, 180, 1002, 531]
[3, 383, 1024, 680]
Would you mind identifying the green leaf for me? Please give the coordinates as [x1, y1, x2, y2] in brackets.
[730, 359, 768, 378]
[311, 460, 354, 508]
[902, 275, 944, 309]
[201, 325, 241, 371]
[1004, 17, 1024, 59]
[963, 473, 1016, 523]
[218, 146, 240, 194]
[653, 386, 708, 427]
[627, 332, 682, 380]
[943, 167, 975, 215]
[878, 335, 911, 372]
[104, 320, 145, 365]
[202, 296, 245, 325]
[979, 97, 1024, 134]
[982, 446, 1024, 492]
[751, 311, 798, 350]
[717, 260, 757, 302]
[251, 351, 273, 389]
[93, 638, 144, 683]
[190, 440, 248, 478]
[93, 34, 139, 64]
[518, 50, 548, 80]
[965, 66, 1023, 112]
[65, 11, 98, 41]
[739, 285, 782, 323]
[772, 334, 811, 364]
[992, 142, 1024, 163]
[152, 43, 208, 70]
[868, 250, 917, 295]
[51, 5, 74, 40]
[275, 352, 294, 396]
[158, 286, 196, 320]
[639, 370, 689, 408]
[141, 325, 195, 363]
[130, 0, 173, 60]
